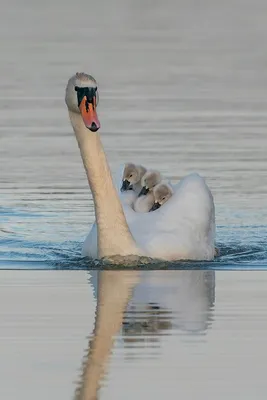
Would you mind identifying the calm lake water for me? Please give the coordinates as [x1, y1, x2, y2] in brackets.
[0, 0, 267, 398]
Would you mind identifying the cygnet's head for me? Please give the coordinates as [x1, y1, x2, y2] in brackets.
[121, 163, 146, 192]
[65, 72, 100, 132]
[149, 182, 174, 211]
[138, 170, 162, 197]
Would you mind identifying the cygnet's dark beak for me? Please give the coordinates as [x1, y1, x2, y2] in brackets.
[149, 202, 161, 212]
[121, 179, 131, 192]
[138, 186, 149, 197]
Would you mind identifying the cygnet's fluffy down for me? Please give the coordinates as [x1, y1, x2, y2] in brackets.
[121, 163, 147, 194]
[134, 170, 162, 213]
[134, 191, 155, 213]
[119, 163, 147, 208]
[150, 181, 174, 211]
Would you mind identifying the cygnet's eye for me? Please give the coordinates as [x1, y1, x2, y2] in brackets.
[129, 174, 133, 178]
[162, 197, 166, 200]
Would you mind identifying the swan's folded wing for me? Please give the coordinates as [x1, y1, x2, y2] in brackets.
[166, 173, 215, 241]
[126, 173, 216, 260]
[82, 222, 98, 258]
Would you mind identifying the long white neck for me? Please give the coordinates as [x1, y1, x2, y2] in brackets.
[69, 111, 139, 258]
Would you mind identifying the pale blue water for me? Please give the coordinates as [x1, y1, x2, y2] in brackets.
[1, 1, 267, 271]
[1, 0, 267, 399]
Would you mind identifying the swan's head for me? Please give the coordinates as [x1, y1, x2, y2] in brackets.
[121, 163, 146, 192]
[149, 182, 174, 211]
[138, 170, 162, 197]
[65, 72, 100, 132]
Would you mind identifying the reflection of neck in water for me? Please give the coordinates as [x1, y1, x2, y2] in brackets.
[74, 271, 139, 400]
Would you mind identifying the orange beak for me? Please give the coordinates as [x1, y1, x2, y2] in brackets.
[79, 96, 100, 132]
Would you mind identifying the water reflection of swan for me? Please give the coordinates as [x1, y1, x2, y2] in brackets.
[122, 270, 215, 344]
[74, 270, 215, 399]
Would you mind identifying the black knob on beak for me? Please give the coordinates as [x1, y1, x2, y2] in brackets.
[90, 122, 99, 132]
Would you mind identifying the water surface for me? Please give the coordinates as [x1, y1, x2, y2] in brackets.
[1, 0, 266, 269]
[0, 0, 267, 398]
[1, 270, 267, 399]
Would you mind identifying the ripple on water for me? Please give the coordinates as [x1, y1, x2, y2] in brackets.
[0, 207, 266, 270]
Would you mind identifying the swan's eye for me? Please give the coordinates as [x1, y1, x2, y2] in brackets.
[129, 174, 133, 178]
[162, 197, 166, 200]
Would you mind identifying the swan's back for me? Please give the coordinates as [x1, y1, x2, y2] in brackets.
[164, 173, 214, 232]
[123, 173, 215, 260]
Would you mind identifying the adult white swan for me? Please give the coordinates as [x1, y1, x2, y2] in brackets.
[65, 72, 216, 261]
